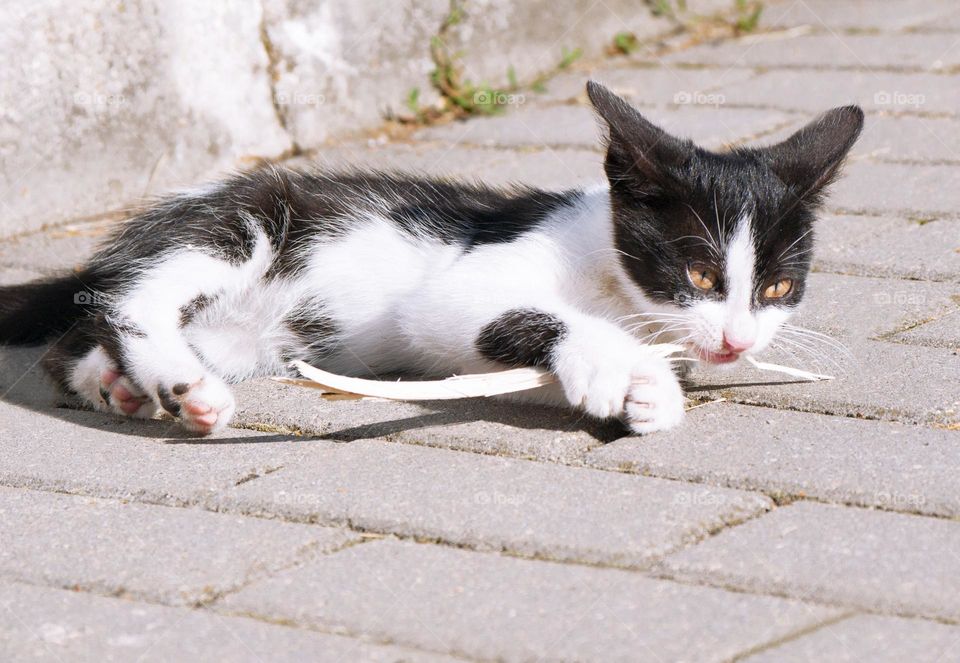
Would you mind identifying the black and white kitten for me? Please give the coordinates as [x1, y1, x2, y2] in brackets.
[0, 82, 863, 435]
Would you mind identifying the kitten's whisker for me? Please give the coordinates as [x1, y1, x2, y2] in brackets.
[777, 228, 815, 260]
[624, 322, 689, 337]
[641, 324, 692, 344]
[684, 203, 723, 260]
[772, 333, 848, 374]
[777, 327, 847, 357]
[779, 324, 852, 358]
[616, 312, 687, 323]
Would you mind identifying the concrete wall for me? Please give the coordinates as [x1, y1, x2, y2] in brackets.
[0, 0, 730, 238]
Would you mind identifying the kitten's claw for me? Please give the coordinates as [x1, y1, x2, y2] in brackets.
[157, 375, 236, 435]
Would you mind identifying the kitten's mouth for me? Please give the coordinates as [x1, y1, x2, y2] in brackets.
[692, 346, 741, 365]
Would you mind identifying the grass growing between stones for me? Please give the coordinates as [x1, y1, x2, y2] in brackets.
[398, 0, 582, 125]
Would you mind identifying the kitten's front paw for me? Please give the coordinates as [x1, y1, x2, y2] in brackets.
[554, 343, 685, 434]
[157, 374, 236, 435]
[623, 358, 685, 435]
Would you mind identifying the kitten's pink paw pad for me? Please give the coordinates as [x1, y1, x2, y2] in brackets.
[98, 369, 157, 419]
[158, 378, 236, 435]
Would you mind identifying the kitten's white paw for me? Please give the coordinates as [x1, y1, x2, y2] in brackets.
[69, 346, 158, 418]
[554, 337, 685, 434]
[623, 359, 686, 435]
[157, 374, 236, 435]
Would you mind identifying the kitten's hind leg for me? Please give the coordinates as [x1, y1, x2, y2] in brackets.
[43, 319, 158, 419]
[99, 246, 272, 434]
[104, 305, 237, 435]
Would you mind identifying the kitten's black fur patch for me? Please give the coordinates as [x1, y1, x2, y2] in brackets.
[42, 317, 100, 393]
[477, 309, 567, 368]
[94, 313, 145, 375]
[283, 304, 338, 363]
[156, 385, 181, 416]
[0, 273, 94, 344]
[386, 182, 580, 249]
[179, 294, 214, 328]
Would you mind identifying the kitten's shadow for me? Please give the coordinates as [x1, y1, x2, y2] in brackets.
[315, 397, 626, 444]
[0, 345, 288, 443]
[0, 346, 626, 444]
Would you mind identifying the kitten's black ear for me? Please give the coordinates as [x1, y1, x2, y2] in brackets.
[586, 81, 692, 194]
[763, 106, 864, 202]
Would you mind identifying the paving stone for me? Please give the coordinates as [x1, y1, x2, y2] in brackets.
[688, 339, 959, 425]
[743, 613, 960, 662]
[657, 501, 960, 621]
[215, 438, 771, 568]
[233, 378, 616, 463]
[892, 309, 960, 348]
[221, 538, 840, 662]
[313, 141, 604, 190]
[814, 214, 960, 282]
[764, 0, 960, 31]
[793, 272, 959, 340]
[0, 486, 358, 605]
[666, 32, 960, 71]
[413, 103, 792, 151]
[413, 104, 604, 150]
[913, 8, 960, 32]
[713, 70, 960, 115]
[0, 390, 334, 505]
[0, 580, 451, 663]
[853, 114, 960, 163]
[0, 226, 104, 273]
[829, 161, 960, 218]
[0, 267, 44, 286]
[534, 63, 757, 104]
[587, 402, 960, 517]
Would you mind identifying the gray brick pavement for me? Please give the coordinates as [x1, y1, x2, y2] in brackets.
[214, 438, 771, 568]
[0, 581, 455, 663]
[220, 538, 842, 662]
[665, 33, 960, 71]
[743, 613, 960, 662]
[587, 403, 960, 516]
[814, 214, 960, 282]
[0, 487, 358, 606]
[0, 399, 320, 504]
[657, 501, 960, 621]
[764, 0, 960, 32]
[232, 378, 615, 463]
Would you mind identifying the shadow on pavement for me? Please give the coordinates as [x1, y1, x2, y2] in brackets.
[0, 345, 626, 444]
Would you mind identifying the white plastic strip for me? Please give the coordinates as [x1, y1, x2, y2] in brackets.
[277, 344, 830, 402]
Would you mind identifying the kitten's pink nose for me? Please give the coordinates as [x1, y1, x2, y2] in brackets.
[723, 333, 754, 354]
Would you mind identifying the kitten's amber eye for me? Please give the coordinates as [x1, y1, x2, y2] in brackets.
[763, 278, 793, 299]
[687, 263, 718, 291]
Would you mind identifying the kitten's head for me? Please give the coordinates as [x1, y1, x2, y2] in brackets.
[586, 81, 863, 365]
